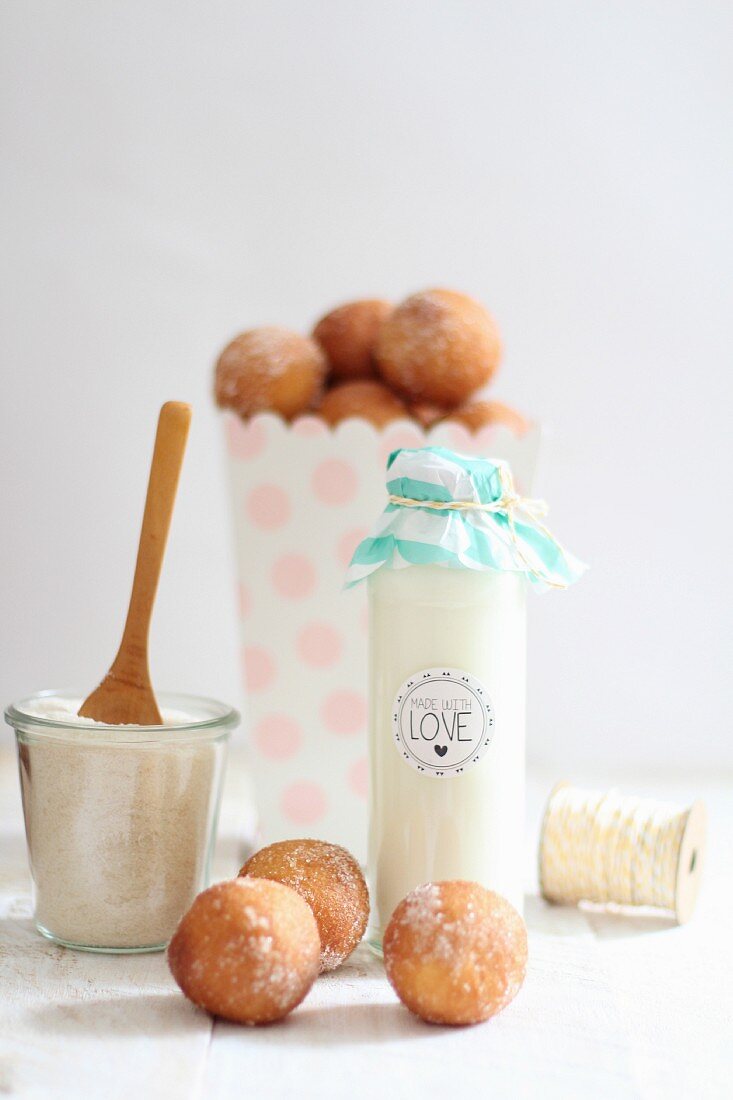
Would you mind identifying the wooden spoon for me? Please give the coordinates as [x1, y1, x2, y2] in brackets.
[79, 401, 192, 725]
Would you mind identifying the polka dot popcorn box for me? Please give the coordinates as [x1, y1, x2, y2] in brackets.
[224, 411, 540, 863]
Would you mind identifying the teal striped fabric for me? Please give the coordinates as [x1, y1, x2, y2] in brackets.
[344, 447, 586, 592]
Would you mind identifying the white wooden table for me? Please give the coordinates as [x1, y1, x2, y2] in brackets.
[1, 748, 730, 1099]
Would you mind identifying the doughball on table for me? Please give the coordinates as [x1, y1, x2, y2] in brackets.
[313, 299, 393, 382]
[167, 878, 320, 1025]
[214, 327, 327, 421]
[383, 881, 527, 1026]
[375, 289, 502, 408]
[317, 380, 408, 429]
[445, 400, 529, 436]
[240, 839, 369, 972]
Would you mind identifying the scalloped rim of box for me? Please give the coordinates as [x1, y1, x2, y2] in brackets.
[224, 410, 540, 456]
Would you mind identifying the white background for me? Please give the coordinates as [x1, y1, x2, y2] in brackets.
[1, 1, 731, 771]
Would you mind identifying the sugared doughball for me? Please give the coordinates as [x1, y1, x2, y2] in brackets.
[313, 299, 393, 382]
[317, 380, 407, 429]
[409, 401, 445, 429]
[375, 289, 502, 407]
[167, 878, 319, 1025]
[239, 839, 369, 972]
[214, 327, 327, 420]
[383, 882, 527, 1026]
[445, 400, 529, 436]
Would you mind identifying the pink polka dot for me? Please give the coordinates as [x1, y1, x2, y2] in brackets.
[322, 689, 367, 736]
[379, 425, 424, 468]
[238, 583, 252, 619]
[246, 483, 291, 530]
[312, 459, 359, 506]
[336, 527, 368, 568]
[272, 554, 316, 600]
[226, 415, 268, 460]
[291, 416, 328, 438]
[281, 781, 327, 825]
[297, 622, 343, 668]
[348, 757, 368, 800]
[243, 645, 276, 692]
[253, 714, 302, 760]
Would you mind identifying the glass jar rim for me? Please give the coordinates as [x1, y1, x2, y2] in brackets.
[5, 689, 240, 745]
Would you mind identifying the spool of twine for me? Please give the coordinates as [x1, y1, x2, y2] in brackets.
[539, 783, 707, 924]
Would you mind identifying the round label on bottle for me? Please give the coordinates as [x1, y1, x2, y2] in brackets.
[392, 668, 495, 778]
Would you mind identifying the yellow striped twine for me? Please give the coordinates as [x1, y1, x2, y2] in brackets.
[539, 784, 691, 915]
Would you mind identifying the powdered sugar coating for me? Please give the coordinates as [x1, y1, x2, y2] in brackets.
[375, 289, 502, 407]
[239, 839, 369, 972]
[383, 881, 527, 1026]
[23, 696, 197, 727]
[167, 878, 320, 1025]
[215, 327, 327, 420]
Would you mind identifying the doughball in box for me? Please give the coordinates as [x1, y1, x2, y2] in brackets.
[215, 327, 327, 420]
[375, 289, 502, 407]
[317, 380, 407, 429]
[446, 399, 529, 436]
[313, 299, 392, 382]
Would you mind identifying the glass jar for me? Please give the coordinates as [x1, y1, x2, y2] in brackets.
[5, 690, 238, 953]
[367, 565, 526, 949]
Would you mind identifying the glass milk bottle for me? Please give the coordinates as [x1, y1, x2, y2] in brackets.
[345, 446, 585, 949]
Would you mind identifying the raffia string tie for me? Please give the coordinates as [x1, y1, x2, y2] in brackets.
[388, 465, 568, 588]
[387, 489, 548, 517]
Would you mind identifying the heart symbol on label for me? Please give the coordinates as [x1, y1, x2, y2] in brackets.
[434, 745, 447, 758]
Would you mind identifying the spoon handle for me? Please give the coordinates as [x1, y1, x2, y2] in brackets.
[110, 401, 192, 689]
